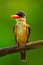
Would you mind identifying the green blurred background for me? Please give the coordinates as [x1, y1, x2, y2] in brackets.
[0, 0, 43, 65]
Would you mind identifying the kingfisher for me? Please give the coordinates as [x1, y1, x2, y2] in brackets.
[11, 11, 30, 61]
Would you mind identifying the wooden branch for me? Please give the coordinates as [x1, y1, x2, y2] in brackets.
[0, 40, 43, 57]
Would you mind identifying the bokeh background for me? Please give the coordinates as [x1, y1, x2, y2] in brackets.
[0, 0, 43, 65]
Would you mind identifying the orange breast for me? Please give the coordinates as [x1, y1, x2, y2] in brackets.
[15, 24, 28, 45]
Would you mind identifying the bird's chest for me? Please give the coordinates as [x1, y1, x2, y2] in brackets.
[16, 24, 27, 44]
[17, 24, 24, 35]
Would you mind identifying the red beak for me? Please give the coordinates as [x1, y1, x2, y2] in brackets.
[11, 15, 20, 19]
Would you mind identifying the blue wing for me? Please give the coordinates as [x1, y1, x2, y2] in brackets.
[13, 25, 17, 43]
[26, 25, 31, 43]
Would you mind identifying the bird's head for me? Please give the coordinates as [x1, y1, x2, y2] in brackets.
[11, 11, 26, 24]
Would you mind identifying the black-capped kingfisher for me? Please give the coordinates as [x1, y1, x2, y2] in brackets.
[11, 11, 30, 61]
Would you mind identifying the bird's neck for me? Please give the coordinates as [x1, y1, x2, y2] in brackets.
[17, 21, 26, 25]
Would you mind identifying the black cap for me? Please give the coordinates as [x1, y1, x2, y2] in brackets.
[16, 11, 25, 18]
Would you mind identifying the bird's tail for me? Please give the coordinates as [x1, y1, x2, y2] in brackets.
[20, 51, 26, 61]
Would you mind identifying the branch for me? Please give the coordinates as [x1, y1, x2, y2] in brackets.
[0, 40, 43, 57]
